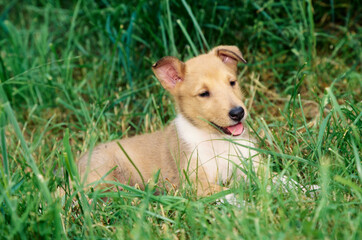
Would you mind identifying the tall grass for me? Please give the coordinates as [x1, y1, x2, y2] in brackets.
[0, 0, 361, 239]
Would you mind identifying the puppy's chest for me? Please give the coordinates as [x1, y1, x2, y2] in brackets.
[175, 115, 255, 184]
[191, 138, 251, 183]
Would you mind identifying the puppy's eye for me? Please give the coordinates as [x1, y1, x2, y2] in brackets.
[199, 91, 210, 97]
[230, 81, 236, 86]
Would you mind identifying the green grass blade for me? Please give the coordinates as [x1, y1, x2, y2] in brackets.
[0, 111, 9, 177]
[166, 0, 177, 56]
[116, 142, 145, 186]
[176, 19, 198, 56]
[181, 0, 209, 50]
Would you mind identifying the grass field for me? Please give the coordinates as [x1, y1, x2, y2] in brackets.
[0, 0, 361, 239]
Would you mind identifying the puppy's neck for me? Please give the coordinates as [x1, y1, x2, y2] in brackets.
[175, 114, 214, 144]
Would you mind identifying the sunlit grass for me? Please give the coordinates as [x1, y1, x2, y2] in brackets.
[0, 0, 361, 239]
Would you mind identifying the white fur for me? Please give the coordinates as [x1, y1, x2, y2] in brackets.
[270, 175, 320, 197]
[175, 114, 259, 184]
[217, 193, 245, 207]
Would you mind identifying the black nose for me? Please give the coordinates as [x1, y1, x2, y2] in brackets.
[229, 107, 245, 122]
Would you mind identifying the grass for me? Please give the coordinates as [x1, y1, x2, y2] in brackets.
[0, 0, 361, 239]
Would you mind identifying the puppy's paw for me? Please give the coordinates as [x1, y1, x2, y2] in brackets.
[304, 184, 320, 197]
[270, 175, 320, 197]
[216, 193, 245, 207]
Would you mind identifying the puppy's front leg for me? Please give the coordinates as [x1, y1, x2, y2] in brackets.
[189, 165, 225, 196]
[196, 181, 225, 196]
[194, 172, 243, 206]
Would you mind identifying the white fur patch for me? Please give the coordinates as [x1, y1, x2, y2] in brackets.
[175, 114, 259, 184]
[269, 175, 320, 197]
[217, 193, 245, 207]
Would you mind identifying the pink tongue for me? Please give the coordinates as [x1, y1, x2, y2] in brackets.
[226, 122, 244, 136]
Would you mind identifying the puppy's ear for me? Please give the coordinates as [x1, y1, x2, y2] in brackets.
[210, 45, 247, 70]
[152, 56, 185, 91]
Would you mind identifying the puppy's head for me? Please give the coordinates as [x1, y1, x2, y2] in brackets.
[152, 45, 248, 136]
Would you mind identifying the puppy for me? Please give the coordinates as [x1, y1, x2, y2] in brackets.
[78, 45, 259, 196]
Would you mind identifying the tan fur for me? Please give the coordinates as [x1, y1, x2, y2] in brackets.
[78, 45, 257, 196]
[78, 125, 184, 189]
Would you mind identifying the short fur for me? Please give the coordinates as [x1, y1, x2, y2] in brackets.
[78, 45, 259, 196]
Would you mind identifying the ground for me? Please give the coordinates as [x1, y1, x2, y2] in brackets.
[0, 0, 361, 239]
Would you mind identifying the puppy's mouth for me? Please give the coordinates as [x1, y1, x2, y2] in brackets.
[212, 122, 244, 136]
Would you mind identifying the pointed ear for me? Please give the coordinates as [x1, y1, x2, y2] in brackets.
[152, 56, 185, 91]
[210, 45, 247, 70]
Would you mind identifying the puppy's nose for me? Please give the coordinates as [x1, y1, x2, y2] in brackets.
[229, 107, 245, 122]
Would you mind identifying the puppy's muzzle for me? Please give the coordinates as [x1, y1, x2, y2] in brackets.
[229, 107, 245, 122]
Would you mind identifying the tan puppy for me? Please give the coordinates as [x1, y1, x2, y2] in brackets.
[78, 45, 259, 196]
